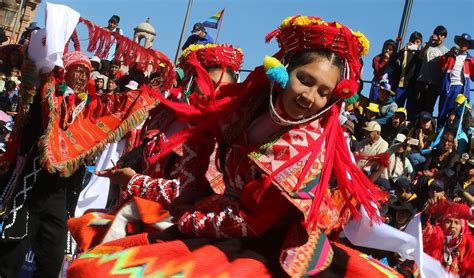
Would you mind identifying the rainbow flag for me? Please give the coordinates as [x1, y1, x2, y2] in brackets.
[203, 9, 224, 29]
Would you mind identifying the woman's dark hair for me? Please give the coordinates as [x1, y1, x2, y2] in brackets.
[107, 78, 120, 92]
[433, 25, 447, 37]
[205, 66, 238, 83]
[286, 49, 344, 80]
[409, 31, 423, 43]
[382, 39, 397, 52]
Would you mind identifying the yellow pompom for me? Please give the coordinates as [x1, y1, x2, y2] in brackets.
[263, 56, 283, 71]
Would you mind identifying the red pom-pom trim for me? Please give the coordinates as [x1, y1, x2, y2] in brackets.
[333, 79, 358, 99]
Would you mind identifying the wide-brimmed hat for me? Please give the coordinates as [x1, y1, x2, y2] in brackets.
[363, 121, 381, 132]
[366, 102, 380, 113]
[390, 201, 416, 214]
[454, 33, 474, 49]
[378, 80, 396, 96]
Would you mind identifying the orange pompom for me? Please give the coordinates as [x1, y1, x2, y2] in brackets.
[333, 79, 359, 99]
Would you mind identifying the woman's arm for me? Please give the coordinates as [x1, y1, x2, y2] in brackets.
[177, 183, 292, 238]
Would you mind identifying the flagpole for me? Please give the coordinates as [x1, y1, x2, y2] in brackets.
[214, 9, 225, 44]
[174, 0, 193, 64]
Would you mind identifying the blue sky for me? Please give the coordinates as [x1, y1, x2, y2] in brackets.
[35, 0, 473, 96]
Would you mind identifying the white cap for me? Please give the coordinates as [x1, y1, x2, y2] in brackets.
[125, 80, 139, 90]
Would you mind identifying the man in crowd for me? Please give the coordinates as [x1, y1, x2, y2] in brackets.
[355, 121, 389, 181]
[413, 25, 449, 114]
[181, 23, 214, 50]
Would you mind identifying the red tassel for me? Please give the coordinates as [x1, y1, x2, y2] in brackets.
[265, 28, 281, 43]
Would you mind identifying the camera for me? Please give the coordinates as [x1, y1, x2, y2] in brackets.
[453, 47, 461, 56]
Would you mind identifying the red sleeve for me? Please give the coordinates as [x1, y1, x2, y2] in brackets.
[126, 174, 181, 208]
[437, 53, 450, 71]
[177, 180, 292, 238]
[372, 55, 388, 76]
[469, 58, 474, 81]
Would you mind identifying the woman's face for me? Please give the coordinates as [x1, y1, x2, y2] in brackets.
[421, 119, 432, 130]
[443, 217, 462, 238]
[107, 80, 117, 92]
[278, 57, 339, 120]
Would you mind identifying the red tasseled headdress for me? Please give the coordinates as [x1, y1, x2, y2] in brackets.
[265, 15, 369, 99]
[179, 44, 244, 73]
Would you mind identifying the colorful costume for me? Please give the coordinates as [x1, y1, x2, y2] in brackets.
[68, 15, 399, 277]
[0, 4, 174, 277]
[423, 200, 474, 276]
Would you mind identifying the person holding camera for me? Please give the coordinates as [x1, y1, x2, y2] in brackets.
[394, 31, 423, 109]
[437, 33, 474, 126]
[413, 26, 449, 115]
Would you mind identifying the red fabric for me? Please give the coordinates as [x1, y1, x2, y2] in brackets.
[372, 55, 389, 81]
[438, 53, 474, 80]
[354, 152, 391, 168]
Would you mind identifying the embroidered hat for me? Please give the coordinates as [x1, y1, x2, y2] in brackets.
[265, 15, 370, 99]
[179, 44, 244, 72]
[63, 51, 92, 71]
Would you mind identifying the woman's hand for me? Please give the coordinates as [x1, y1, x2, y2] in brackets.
[96, 167, 136, 189]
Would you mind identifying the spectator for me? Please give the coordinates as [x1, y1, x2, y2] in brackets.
[181, 23, 214, 50]
[0, 80, 18, 113]
[388, 201, 416, 230]
[107, 60, 124, 79]
[354, 102, 379, 140]
[413, 25, 449, 115]
[381, 107, 409, 143]
[94, 75, 106, 94]
[107, 78, 120, 93]
[102, 15, 124, 71]
[18, 22, 40, 46]
[454, 160, 474, 205]
[374, 80, 398, 125]
[382, 134, 414, 184]
[407, 111, 437, 169]
[422, 130, 460, 177]
[90, 56, 102, 80]
[342, 120, 357, 151]
[355, 121, 389, 181]
[437, 33, 474, 126]
[395, 31, 423, 110]
[370, 39, 396, 100]
[393, 177, 421, 211]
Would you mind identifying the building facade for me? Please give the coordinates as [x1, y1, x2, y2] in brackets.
[0, 0, 41, 44]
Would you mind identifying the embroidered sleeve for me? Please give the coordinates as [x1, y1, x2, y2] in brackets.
[126, 174, 181, 207]
[177, 183, 292, 238]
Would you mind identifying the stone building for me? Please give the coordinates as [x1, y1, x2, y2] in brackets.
[133, 18, 156, 49]
[0, 0, 41, 44]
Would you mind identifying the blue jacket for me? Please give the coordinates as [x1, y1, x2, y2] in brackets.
[182, 33, 215, 50]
